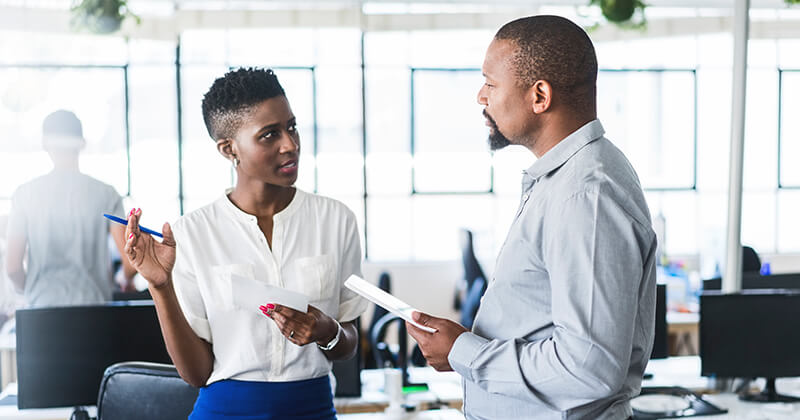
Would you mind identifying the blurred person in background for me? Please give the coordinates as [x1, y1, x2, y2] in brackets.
[5, 110, 136, 307]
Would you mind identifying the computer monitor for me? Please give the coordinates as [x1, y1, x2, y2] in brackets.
[702, 272, 800, 291]
[650, 284, 668, 360]
[700, 290, 800, 402]
[15, 302, 171, 412]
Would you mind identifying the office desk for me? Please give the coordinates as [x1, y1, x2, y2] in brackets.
[336, 367, 462, 414]
[642, 357, 800, 419]
[667, 312, 699, 356]
[340, 408, 463, 420]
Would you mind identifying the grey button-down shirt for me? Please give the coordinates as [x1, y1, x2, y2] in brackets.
[448, 120, 657, 420]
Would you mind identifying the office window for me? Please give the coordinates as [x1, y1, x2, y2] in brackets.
[780, 70, 800, 188]
[0, 66, 128, 200]
[411, 69, 490, 193]
[598, 70, 696, 190]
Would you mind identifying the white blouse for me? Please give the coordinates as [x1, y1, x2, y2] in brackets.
[170, 189, 368, 385]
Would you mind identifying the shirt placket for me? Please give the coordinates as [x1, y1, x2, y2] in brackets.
[270, 218, 285, 377]
[494, 172, 536, 269]
[249, 215, 285, 378]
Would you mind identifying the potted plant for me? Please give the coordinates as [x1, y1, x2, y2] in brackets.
[70, 0, 140, 34]
[589, 0, 647, 29]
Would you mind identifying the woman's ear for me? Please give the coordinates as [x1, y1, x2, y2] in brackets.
[529, 80, 553, 114]
[216, 138, 235, 160]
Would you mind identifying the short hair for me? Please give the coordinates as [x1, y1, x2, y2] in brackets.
[495, 15, 598, 114]
[42, 109, 85, 151]
[201, 67, 286, 141]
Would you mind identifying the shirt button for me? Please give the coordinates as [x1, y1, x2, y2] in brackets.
[522, 193, 530, 201]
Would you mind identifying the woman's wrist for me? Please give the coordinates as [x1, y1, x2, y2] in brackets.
[317, 319, 342, 350]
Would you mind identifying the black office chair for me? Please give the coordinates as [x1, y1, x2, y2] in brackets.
[369, 313, 427, 389]
[455, 229, 488, 329]
[96, 362, 198, 420]
[364, 272, 392, 369]
[742, 245, 761, 273]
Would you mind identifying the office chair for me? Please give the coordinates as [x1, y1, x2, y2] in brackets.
[455, 229, 488, 329]
[96, 362, 198, 420]
[364, 272, 392, 369]
[369, 313, 426, 389]
[742, 245, 761, 273]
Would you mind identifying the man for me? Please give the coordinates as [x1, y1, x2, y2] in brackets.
[5, 110, 136, 307]
[407, 15, 657, 420]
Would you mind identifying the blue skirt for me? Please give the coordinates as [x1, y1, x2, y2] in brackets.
[189, 375, 337, 420]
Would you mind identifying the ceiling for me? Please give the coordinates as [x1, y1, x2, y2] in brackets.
[0, 0, 799, 40]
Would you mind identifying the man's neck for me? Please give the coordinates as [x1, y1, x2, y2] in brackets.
[529, 113, 596, 158]
[50, 154, 80, 172]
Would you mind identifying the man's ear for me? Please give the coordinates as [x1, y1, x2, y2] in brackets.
[529, 80, 553, 114]
[216, 138, 235, 160]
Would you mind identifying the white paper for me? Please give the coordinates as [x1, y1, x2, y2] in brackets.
[345, 275, 437, 333]
[231, 274, 309, 313]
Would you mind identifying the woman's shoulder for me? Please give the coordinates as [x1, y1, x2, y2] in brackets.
[296, 189, 356, 221]
[173, 196, 227, 232]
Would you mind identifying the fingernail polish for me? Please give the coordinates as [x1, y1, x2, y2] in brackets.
[129, 208, 134, 216]
[128, 233, 134, 239]
[266, 303, 275, 309]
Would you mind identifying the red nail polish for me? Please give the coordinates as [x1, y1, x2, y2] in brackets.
[128, 233, 134, 239]
[266, 303, 275, 309]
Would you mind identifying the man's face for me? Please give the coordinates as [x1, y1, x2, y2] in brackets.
[477, 39, 532, 151]
[232, 95, 301, 187]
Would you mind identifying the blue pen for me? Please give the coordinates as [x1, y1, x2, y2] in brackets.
[103, 213, 164, 238]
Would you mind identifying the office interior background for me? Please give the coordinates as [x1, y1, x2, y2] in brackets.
[1, 0, 800, 341]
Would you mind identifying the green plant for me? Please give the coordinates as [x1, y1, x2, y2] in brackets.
[786, 0, 800, 4]
[70, 0, 140, 34]
[589, 0, 647, 29]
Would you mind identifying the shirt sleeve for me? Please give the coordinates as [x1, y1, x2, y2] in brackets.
[448, 189, 652, 411]
[171, 221, 213, 343]
[336, 209, 368, 323]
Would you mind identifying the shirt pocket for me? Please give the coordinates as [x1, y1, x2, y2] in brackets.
[210, 263, 254, 311]
[290, 254, 336, 302]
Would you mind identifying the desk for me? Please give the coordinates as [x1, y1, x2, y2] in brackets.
[643, 357, 800, 419]
[339, 408, 463, 420]
[667, 312, 699, 356]
[336, 367, 462, 414]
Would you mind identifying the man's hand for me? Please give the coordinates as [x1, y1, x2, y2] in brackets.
[406, 311, 468, 371]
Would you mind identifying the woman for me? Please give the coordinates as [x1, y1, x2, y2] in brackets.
[124, 68, 367, 419]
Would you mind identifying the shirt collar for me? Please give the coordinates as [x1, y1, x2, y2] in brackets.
[219, 188, 305, 223]
[524, 119, 605, 181]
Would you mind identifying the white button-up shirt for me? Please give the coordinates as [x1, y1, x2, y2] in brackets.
[171, 189, 368, 385]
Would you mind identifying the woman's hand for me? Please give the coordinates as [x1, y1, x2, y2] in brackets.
[261, 304, 338, 347]
[124, 208, 176, 288]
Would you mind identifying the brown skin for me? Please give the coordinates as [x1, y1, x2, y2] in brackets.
[125, 95, 357, 387]
[407, 38, 597, 371]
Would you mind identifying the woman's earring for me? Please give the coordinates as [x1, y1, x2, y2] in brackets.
[232, 157, 239, 168]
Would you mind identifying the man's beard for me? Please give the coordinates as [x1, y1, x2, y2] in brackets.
[483, 109, 511, 151]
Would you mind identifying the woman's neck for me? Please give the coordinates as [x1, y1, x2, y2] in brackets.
[227, 179, 295, 218]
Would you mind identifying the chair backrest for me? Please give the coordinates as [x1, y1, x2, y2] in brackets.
[96, 362, 198, 420]
[364, 272, 392, 369]
[460, 276, 486, 329]
[742, 245, 761, 273]
[460, 229, 487, 293]
[456, 229, 488, 328]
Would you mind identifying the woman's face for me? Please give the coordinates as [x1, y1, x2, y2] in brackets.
[232, 95, 300, 187]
